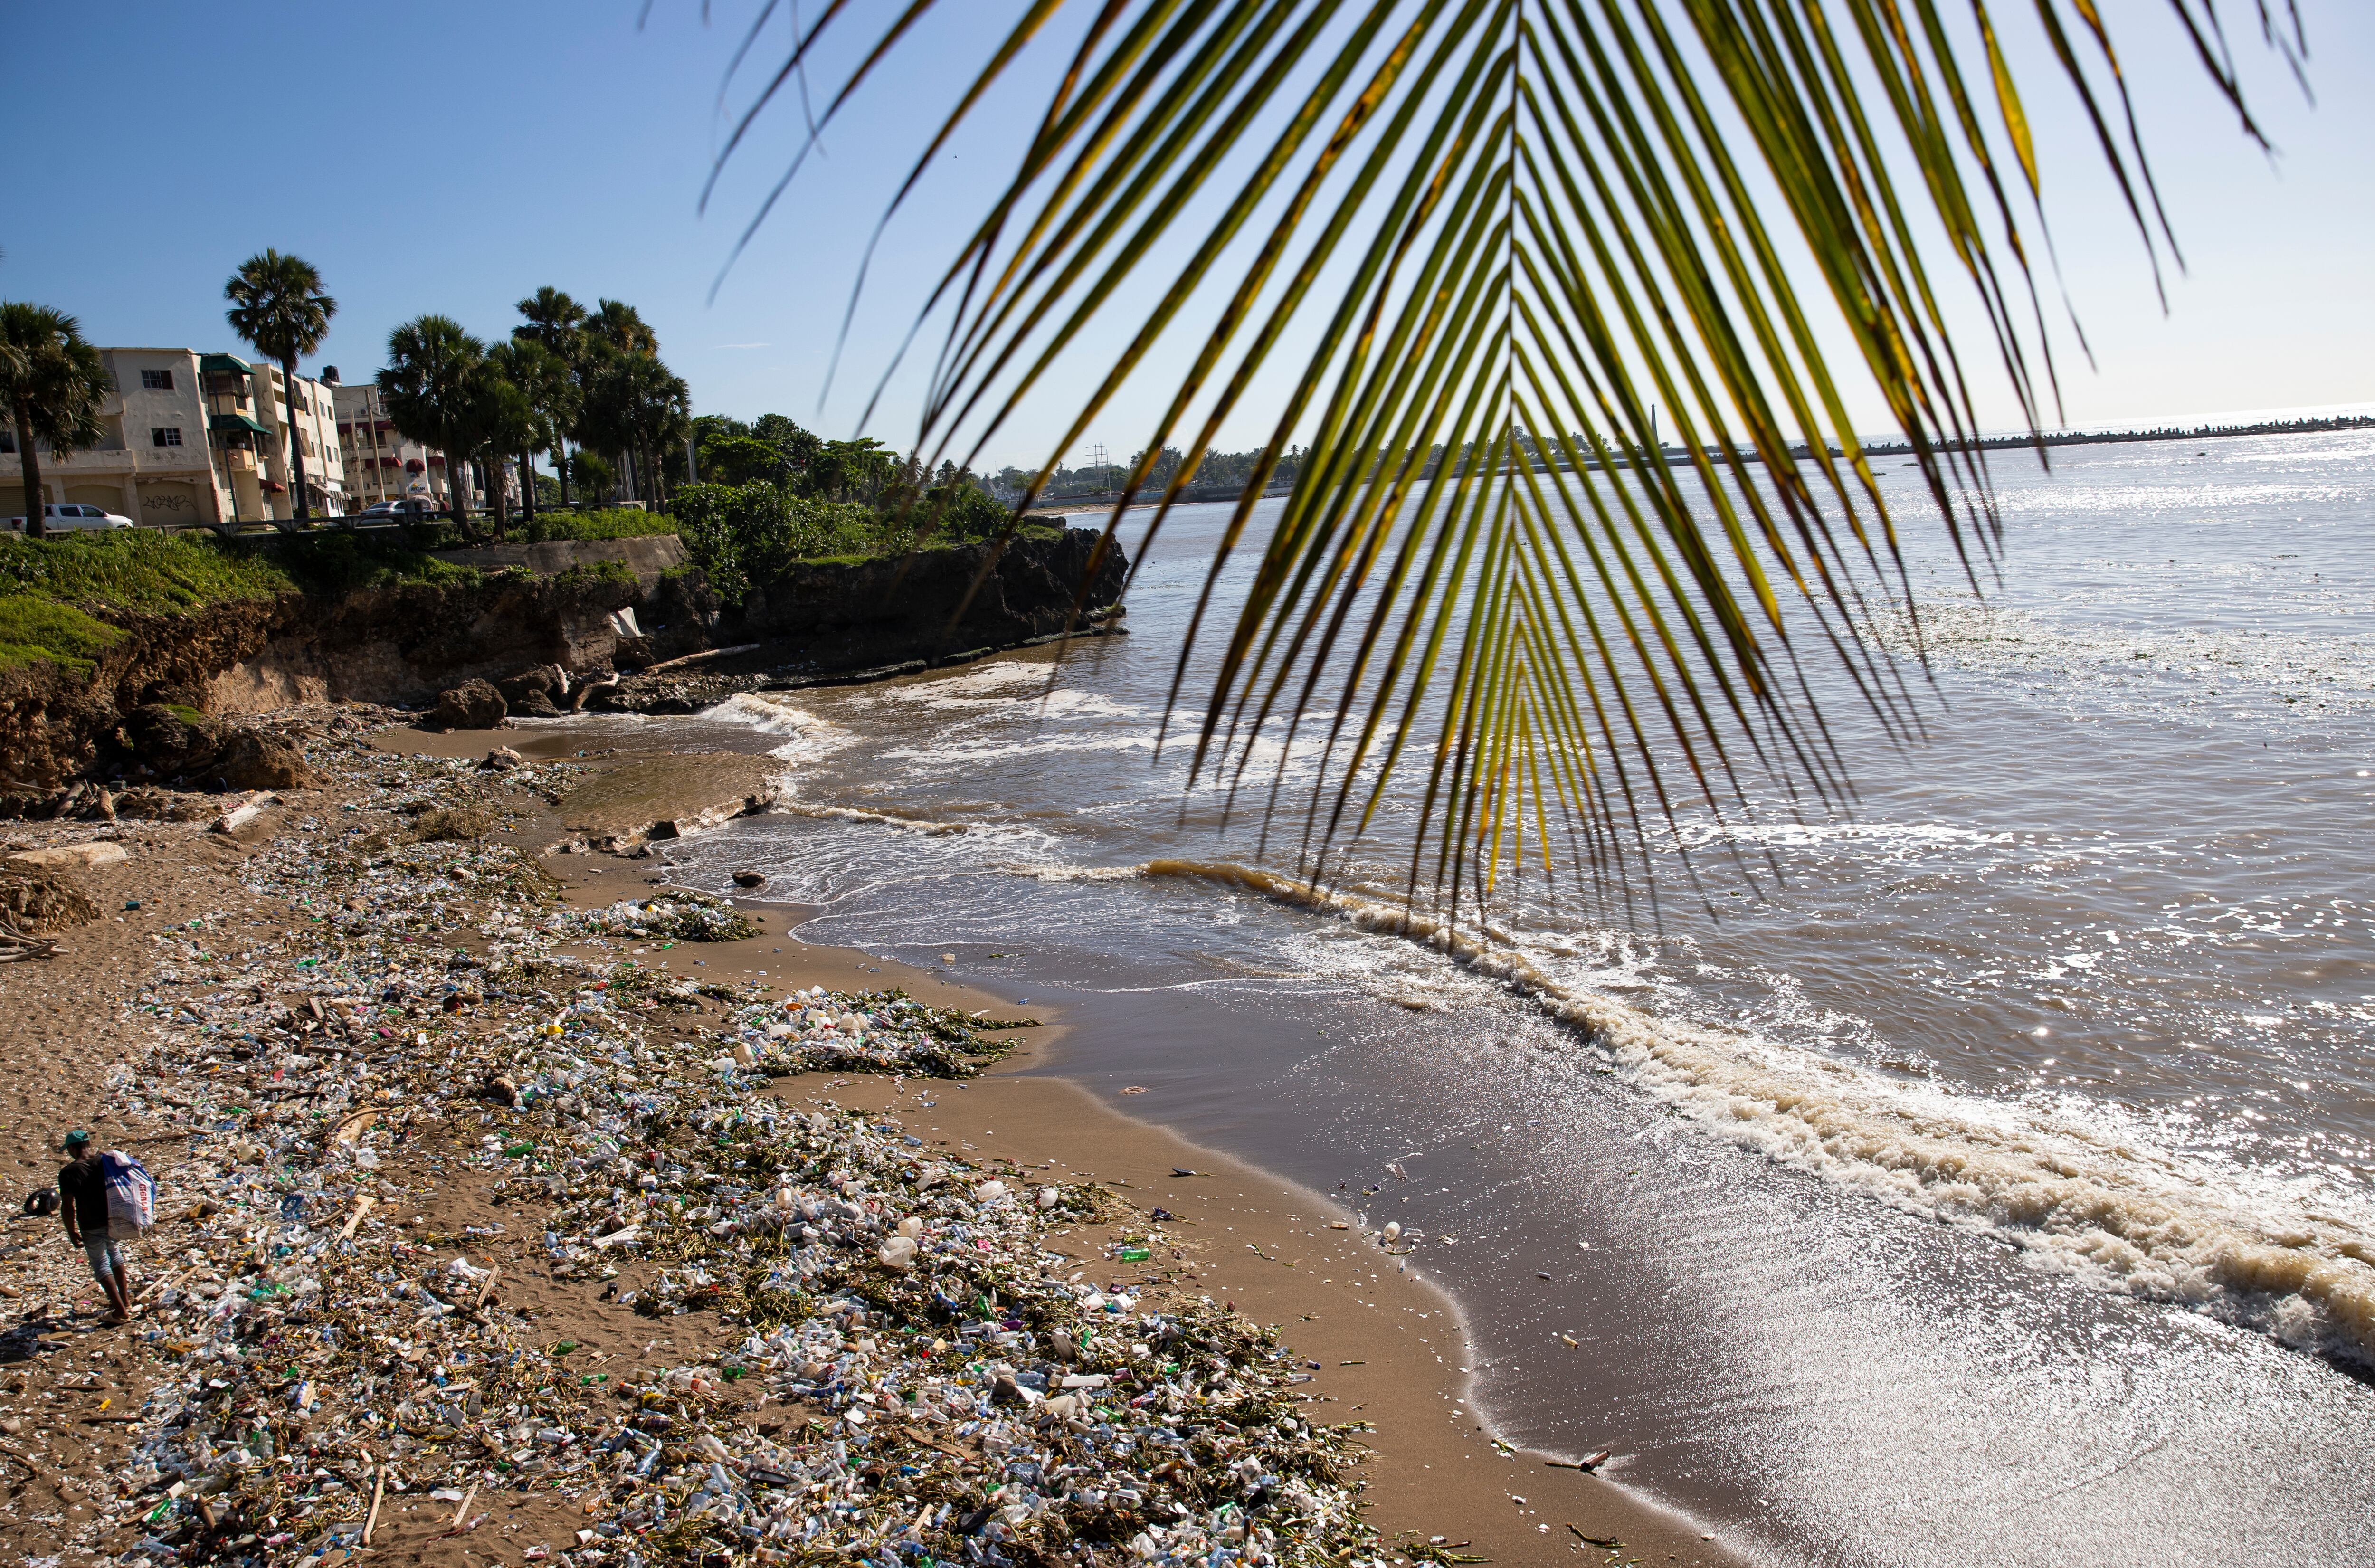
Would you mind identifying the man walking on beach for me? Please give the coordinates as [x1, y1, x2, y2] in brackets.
[57, 1131, 133, 1325]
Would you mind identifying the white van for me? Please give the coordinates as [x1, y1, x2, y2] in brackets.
[3, 504, 138, 533]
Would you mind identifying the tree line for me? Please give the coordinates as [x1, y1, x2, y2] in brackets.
[210, 253, 698, 536]
[0, 253, 693, 540]
[382, 286, 689, 540]
[992, 444, 1308, 503]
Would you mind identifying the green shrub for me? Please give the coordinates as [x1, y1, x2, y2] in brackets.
[0, 594, 125, 675]
[912, 479, 1008, 544]
[522, 510, 680, 544]
[674, 482, 880, 602]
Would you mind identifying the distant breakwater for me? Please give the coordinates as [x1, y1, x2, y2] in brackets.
[1024, 412, 2375, 508]
[1848, 411, 2375, 458]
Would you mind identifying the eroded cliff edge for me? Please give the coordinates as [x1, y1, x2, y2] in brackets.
[0, 527, 1126, 796]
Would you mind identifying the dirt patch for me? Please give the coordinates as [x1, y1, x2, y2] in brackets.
[0, 871, 99, 935]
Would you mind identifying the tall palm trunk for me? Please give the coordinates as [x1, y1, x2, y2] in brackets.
[517, 451, 536, 521]
[12, 410, 45, 539]
[283, 353, 311, 523]
[488, 449, 510, 536]
[446, 430, 466, 526]
[558, 442, 572, 509]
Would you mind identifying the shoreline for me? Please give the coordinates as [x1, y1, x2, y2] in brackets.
[421, 721, 1746, 1566]
[0, 718, 1740, 1568]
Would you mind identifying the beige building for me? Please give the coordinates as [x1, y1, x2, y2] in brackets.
[0, 347, 348, 527]
[249, 359, 347, 519]
[332, 380, 514, 513]
[332, 380, 446, 509]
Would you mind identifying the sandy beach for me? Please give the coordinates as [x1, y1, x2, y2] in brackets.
[0, 717, 1739, 1568]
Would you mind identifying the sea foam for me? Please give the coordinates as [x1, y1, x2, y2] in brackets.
[1140, 857, 2375, 1362]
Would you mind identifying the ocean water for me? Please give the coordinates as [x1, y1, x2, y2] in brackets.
[627, 430, 2375, 1566]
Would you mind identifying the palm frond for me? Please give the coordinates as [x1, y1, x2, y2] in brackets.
[724, 0, 2285, 922]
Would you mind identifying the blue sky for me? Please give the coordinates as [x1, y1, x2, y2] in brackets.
[4, 2, 2368, 473]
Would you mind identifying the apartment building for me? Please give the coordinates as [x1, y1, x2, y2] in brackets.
[332, 380, 444, 509]
[332, 380, 513, 512]
[0, 347, 347, 526]
[252, 360, 347, 519]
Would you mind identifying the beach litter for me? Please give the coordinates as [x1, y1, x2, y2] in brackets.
[26, 731, 1390, 1568]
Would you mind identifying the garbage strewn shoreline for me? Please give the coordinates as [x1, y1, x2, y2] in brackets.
[0, 719, 1740, 1568]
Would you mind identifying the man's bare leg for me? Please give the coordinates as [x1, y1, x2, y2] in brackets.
[104, 1259, 132, 1323]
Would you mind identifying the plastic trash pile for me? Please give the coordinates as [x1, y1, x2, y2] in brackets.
[713, 987, 1041, 1079]
[68, 735, 1385, 1568]
[568, 894, 760, 945]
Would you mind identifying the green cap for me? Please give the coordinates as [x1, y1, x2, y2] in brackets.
[61, 1129, 90, 1150]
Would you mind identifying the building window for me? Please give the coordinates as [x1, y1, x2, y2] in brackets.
[141, 369, 176, 391]
[152, 427, 184, 447]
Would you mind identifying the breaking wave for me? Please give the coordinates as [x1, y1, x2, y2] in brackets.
[1139, 857, 2375, 1362]
[779, 803, 978, 837]
[694, 693, 858, 765]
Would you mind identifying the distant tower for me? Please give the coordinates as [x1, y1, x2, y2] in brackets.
[1086, 442, 1112, 490]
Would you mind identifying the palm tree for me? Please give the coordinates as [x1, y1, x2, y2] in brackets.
[717, 2, 2300, 916]
[379, 315, 484, 529]
[462, 359, 536, 538]
[588, 299, 658, 356]
[579, 304, 663, 497]
[636, 362, 693, 509]
[514, 286, 587, 356]
[513, 290, 587, 506]
[487, 337, 570, 520]
[580, 350, 689, 510]
[496, 337, 577, 517]
[224, 250, 337, 523]
[0, 303, 111, 540]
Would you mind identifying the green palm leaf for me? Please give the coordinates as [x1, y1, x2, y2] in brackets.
[720, 0, 2291, 921]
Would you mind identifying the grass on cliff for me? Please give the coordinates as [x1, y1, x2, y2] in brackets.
[0, 529, 482, 674]
[0, 527, 483, 614]
[0, 595, 124, 675]
[0, 528, 293, 613]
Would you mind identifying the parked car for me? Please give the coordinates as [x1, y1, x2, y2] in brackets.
[346, 497, 445, 526]
[3, 503, 137, 533]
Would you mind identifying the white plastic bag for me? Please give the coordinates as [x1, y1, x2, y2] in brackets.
[100, 1150, 155, 1235]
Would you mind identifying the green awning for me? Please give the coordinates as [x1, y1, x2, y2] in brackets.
[200, 353, 252, 376]
[210, 413, 270, 435]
